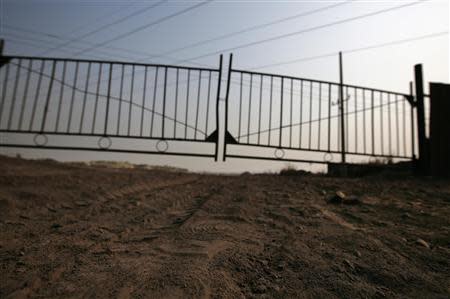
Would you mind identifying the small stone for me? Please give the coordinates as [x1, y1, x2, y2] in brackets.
[343, 259, 355, 270]
[336, 191, 346, 198]
[416, 238, 430, 249]
[328, 191, 346, 204]
[51, 223, 62, 229]
[401, 213, 413, 219]
[255, 284, 267, 293]
[277, 262, 284, 270]
[355, 250, 362, 257]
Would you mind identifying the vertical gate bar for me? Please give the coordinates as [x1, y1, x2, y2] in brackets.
[268, 76, 273, 146]
[127, 65, 135, 136]
[0, 62, 10, 127]
[7, 59, 22, 130]
[388, 93, 392, 155]
[247, 74, 252, 143]
[184, 69, 190, 138]
[257, 75, 263, 145]
[363, 89, 366, 154]
[411, 102, 415, 159]
[116, 64, 124, 135]
[403, 95, 407, 156]
[339, 52, 346, 163]
[150, 67, 158, 137]
[371, 90, 375, 156]
[279, 77, 284, 148]
[299, 80, 303, 148]
[414, 65, 426, 170]
[380, 92, 384, 155]
[238, 73, 243, 142]
[289, 79, 293, 148]
[205, 70, 211, 136]
[174, 68, 179, 138]
[345, 86, 349, 152]
[409, 82, 416, 159]
[395, 94, 400, 156]
[55, 61, 66, 132]
[214, 54, 223, 161]
[162, 66, 168, 139]
[67, 62, 79, 132]
[40, 60, 57, 132]
[317, 82, 322, 150]
[79, 62, 92, 133]
[140, 66, 148, 137]
[308, 81, 312, 150]
[19, 60, 32, 131]
[222, 53, 233, 161]
[29, 61, 44, 130]
[354, 88, 357, 153]
[194, 70, 201, 139]
[92, 63, 102, 134]
[327, 83, 331, 152]
[103, 63, 113, 136]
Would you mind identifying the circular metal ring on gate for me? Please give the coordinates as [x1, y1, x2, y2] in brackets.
[324, 152, 333, 162]
[33, 134, 48, 146]
[156, 140, 169, 153]
[98, 137, 112, 150]
[274, 148, 285, 159]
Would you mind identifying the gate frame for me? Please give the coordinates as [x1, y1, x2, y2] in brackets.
[0, 51, 224, 160]
[222, 54, 417, 165]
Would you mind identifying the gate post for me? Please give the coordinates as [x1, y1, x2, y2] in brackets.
[338, 52, 346, 163]
[429, 82, 450, 177]
[414, 64, 429, 174]
[222, 53, 233, 161]
[214, 55, 223, 161]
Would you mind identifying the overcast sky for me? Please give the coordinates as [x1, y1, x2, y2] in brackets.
[0, 0, 448, 173]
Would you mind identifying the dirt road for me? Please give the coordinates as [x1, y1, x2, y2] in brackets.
[1, 155, 449, 298]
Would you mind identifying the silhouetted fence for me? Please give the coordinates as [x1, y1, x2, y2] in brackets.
[0, 53, 418, 165]
[0, 55, 223, 159]
[223, 56, 416, 164]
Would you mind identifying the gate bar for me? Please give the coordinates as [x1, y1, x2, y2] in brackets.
[339, 52, 346, 163]
[223, 53, 233, 161]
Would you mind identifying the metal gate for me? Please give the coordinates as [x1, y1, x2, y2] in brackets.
[223, 55, 417, 164]
[0, 52, 419, 165]
[0, 55, 223, 160]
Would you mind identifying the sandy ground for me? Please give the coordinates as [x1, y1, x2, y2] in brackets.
[0, 155, 449, 298]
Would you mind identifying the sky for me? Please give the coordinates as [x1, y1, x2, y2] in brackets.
[0, 0, 448, 173]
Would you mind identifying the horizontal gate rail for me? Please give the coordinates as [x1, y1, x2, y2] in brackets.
[0, 54, 223, 159]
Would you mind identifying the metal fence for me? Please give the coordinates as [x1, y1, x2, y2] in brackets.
[223, 56, 416, 164]
[0, 53, 418, 165]
[0, 55, 223, 159]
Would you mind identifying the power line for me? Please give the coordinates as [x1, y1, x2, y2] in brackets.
[64, 1, 140, 36]
[175, 0, 429, 64]
[142, 0, 352, 60]
[42, 0, 168, 56]
[72, 0, 214, 57]
[3, 36, 110, 61]
[3, 33, 135, 61]
[3, 25, 178, 64]
[248, 31, 449, 70]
